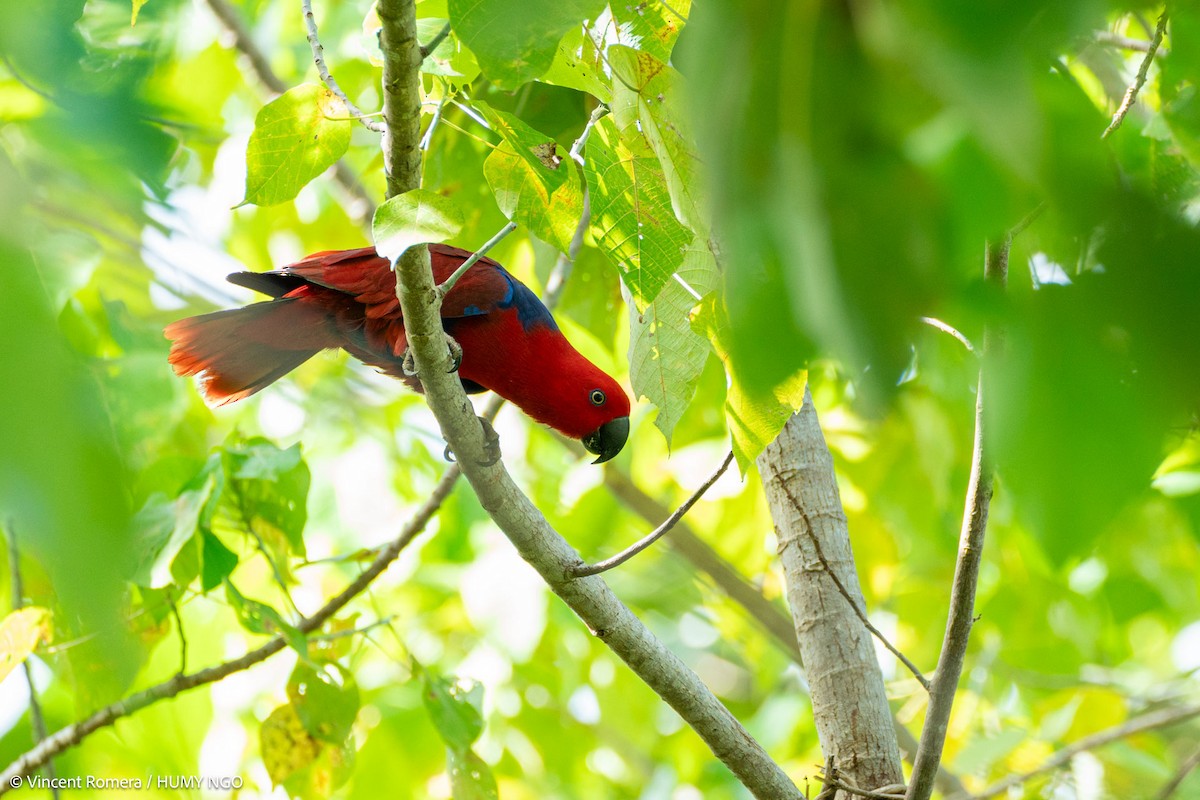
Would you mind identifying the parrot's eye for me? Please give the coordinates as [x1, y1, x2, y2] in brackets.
[589, 389, 606, 406]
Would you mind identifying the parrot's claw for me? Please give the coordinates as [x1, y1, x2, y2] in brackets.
[477, 416, 501, 466]
[402, 334, 462, 377]
[441, 416, 502, 466]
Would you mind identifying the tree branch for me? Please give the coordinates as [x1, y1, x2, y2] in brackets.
[201, 0, 375, 225]
[0, 467, 460, 791]
[1102, 11, 1169, 139]
[378, 0, 424, 199]
[1156, 740, 1200, 800]
[571, 451, 735, 577]
[960, 702, 1200, 800]
[760, 388, 904, 794]
[906, 237, 1008, 800]
[302, 0, 386, 132]
[778, 487, 929, 691]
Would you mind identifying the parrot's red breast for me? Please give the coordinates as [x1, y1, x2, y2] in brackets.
[165, 244, 631, 462]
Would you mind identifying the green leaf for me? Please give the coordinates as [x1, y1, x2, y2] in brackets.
[373, 188, 465, 262]
[585, 115, 690, 308]
[261, 704, 320, 786]
[448, 748, 498, 800]
[447, 0, 605, 89]
[608, 0, 691, 63]
[224, 580, 308, 657]
[223, 438, 310, 561]
[540, 24, 611, 102]
[241, 84, 351, 207]
[609, 46, 708, 237]
[417, 18, 480, 84]
[421, 668, 484, 752]
[200, 529, 238, 593]
[693, 294, 807, 474]
[627, 240, 716, 444]
[0, 607, 51, 685]
[131, 471, 218, 589]
[476, 101, 583, 253]
[288, 662, 360, 745]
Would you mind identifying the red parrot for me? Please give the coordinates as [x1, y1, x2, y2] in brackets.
[165, 244, 631, 463]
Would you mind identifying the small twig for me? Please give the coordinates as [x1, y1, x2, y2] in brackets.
[918, 317, 975, 356]
[906, 236, 1007, 800]
[167, 597, 188, 676]
[1156, 742, 1200, 800]
[1092, 31, 1157, 52]
[1009, 202, 1046, 240]
[310, 614, 398, 642]
[420, 91, 449, 151]
[780, 487, 930, 690]
[1102, 10, 1169, 139]
[816, 775, 906, 800]
[5, 527, 57, 799]
[436, 221, 519, 297]
[303, 0, 386, 133]
[571, 451, 735, 577]
[569, 104, 608, 164]
[419, 22, 451, 59]
[963, 702, 1200, 799]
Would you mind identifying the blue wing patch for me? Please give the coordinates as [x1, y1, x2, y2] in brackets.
[500, 271, 559, 332]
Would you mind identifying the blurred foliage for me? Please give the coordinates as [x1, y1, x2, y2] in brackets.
[0, 0, 1197, 799]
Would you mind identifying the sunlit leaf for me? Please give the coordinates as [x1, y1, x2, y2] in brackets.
[373, 188, 465, 261]
[476, 101, 583, 253]
[223, 438, 310, 560]
[540, 24, 611, 102]
[241, 84, 351, 207]
[448, 0, 605, 89]
[0, 607, 51, 685]
[627, 240, 716, 444]
[585, 115, 690, 308]
[130, 0, 149, 26]
[693, 295, 807, 474]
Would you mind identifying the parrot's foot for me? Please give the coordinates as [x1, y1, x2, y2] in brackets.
[442, 416, 502, 466]
[402, 334, 463, 377]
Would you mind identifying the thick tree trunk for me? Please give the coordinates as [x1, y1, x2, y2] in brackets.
[758, 386, 903, 795]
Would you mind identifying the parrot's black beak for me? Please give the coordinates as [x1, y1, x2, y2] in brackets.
[582, 416, 629, 464]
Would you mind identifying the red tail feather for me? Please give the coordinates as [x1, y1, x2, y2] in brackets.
[165, 299, 334, 406]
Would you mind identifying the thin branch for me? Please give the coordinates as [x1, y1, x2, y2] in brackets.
[5, 527, 57, 799]
[778, 487, 929, 691]
[420, 91, 449, 151]
[302, 0, 386, 133]
[167, 597, 187, 676]
[906, 236, 1008, 800]
[1092, 31, 1156, 52]
[571, 451, 735, 577]
[1009, 202, 1046, 240]
[569, 104, 608, 164]
[1156, 741, 1200, 800]
[201, 0, 375, 225]
[420, 22, 452, 59]
[0, 467, 460, 792]
[437, 221, 519, 297]
[963, 703, 1200, 800]
[918, 317, 975, 356]
[817, 776, 906, 800]
[1102, 10, 1169, 139]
